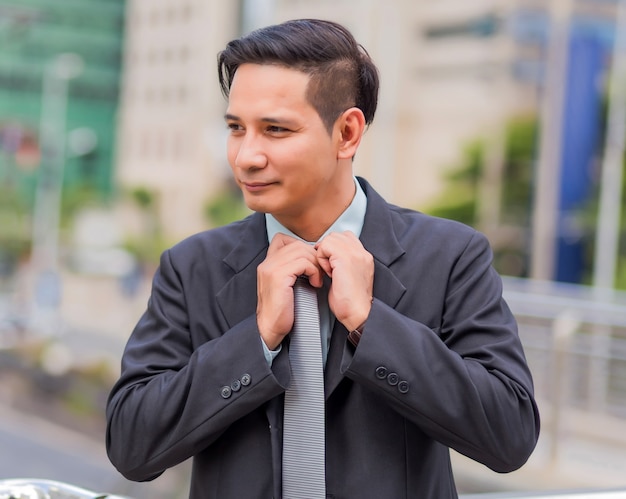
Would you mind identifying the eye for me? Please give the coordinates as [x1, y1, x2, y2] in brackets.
[226, 122, 244, 133]
[266, 125, 290, 134]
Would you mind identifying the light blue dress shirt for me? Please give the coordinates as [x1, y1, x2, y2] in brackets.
[262, 177, 367, 366]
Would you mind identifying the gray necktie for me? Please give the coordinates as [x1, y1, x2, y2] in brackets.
[282, 277, 326, 498]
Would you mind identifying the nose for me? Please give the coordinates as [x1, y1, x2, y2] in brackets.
[232, 132, 267, 170]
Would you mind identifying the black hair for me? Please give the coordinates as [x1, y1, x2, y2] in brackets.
[217, 19, 379, 133]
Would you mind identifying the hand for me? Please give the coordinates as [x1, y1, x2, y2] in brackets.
[256, 233, 323, 349]
[315, 231, 373, 332]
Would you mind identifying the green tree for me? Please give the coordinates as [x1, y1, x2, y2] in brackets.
[424, 115, 538, 278]
[204, 184, 250, 228]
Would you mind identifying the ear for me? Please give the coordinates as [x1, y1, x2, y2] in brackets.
[336, 107, 366, 160]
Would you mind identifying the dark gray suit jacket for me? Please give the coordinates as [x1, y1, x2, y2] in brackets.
[106, 178, 540, 499]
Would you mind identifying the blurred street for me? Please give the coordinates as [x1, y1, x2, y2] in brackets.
[0, 402, 121, 491]
[0, 403, 190, 499]
[452, 409, 626, 494]
[0, 268, 191, 499]
[2, 270, 626, 497]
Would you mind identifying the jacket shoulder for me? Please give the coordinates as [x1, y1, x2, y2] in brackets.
[388, 203, 483, 248]
[170, 213, 255, 252]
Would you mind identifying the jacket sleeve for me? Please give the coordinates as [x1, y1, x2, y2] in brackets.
[105, 248, 290, 481]
[341, 230, 540, 473]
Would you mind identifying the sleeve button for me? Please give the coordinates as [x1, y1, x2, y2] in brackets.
[375, 366, 388, 379]
[387, 372, 399, 386]
[220, 386, 232, 398]
[398, 380, 410, 394]
[241, 373, 252, 386]
[231, 379, 242, 392]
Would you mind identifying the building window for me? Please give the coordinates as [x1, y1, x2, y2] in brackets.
[423, 12, 502, 40]
[149, 8, 160, 27]
[177, 86, 187, 103]
[140, 131, 151, 158]
[179, 45, 189, 62]
[181, 4, 192, 22]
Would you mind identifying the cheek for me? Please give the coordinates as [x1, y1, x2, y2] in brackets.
[226, 137, 239, 166]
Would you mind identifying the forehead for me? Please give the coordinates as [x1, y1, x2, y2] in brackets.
[228, 64, 312, 110]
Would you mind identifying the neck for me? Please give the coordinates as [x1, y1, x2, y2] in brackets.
[276, 176, 356, 242]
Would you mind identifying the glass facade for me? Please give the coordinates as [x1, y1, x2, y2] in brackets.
[0, 0, 125, 203]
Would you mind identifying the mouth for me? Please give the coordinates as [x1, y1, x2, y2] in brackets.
[241, 181, 276, 192]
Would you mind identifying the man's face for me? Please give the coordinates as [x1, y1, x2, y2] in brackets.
[225, 64, 347, 229]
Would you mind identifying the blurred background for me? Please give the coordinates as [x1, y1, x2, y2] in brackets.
[1, 0, 626, 497]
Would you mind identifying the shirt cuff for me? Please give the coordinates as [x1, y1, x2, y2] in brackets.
[261, 337, 282, 366]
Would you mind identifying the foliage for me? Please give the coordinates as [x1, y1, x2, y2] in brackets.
[204, 186, 250, 227]
[424, 116, 538, 278]
[123, 233, 170, 267]
[425, 141, 483, 226]
[500, 116, 537, 226]
[583, 150, 626, 290]
[423, 112, 626, 289]
[0, 177, 111, 274]
[121, 186, 170, 266]
[128, 186, 154, 209]
[0, 186, 31, 279]
[619, 183, 626, 290]
[60, 184, 109, 227]
[426, 116, 538, 226]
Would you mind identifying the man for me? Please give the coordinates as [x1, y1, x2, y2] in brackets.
[106, 19, 540, 498]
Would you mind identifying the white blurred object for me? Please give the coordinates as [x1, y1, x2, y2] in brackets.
[67, 127, 97, 158]
[69, 210, 136, 277]
[68, 247, 136, 278]
[0, 478, 131, 499]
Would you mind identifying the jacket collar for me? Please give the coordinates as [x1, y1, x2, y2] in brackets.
[220, 178, 406, 280]
[216, 212, 269, 329]
[360, 177, 407, 311]
[324, 178, 407, 397]
[223, 211, 269, 274]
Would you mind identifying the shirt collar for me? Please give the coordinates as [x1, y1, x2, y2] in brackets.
[265, 177, 367, 243]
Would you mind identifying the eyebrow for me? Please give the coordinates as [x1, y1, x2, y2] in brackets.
[224, 113, 298, 128]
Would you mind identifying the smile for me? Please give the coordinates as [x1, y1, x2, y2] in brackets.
[242, 181, 276, 192]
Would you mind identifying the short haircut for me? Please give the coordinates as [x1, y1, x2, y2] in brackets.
[217, 19, 379, 133]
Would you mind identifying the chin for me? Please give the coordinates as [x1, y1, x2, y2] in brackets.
[243, 197, 272, 215]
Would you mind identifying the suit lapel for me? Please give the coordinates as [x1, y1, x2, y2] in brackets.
[324, 179, 407, 398]
[216, 213, 268, 329]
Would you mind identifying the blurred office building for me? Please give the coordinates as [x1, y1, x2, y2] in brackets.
[0, 0, 126, 279]
[0, 0, 125, 204]
[0, 0, 618, 283]
[115, 2, 240, 241]
[116, 0, 619, 285]
[117, 0, 538, 241]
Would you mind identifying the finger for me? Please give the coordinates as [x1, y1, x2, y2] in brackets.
[315, 230, 360, 251]
[301, 261, 324, 288]
[315, 231, 359, 274]
[315, 236, 338, 277]
[316, 252, 333, 277]
[267, 232, 299, 255]
[266, 234, 324, 287]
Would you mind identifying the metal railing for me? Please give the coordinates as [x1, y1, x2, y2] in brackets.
[461, 490, 626, 498]
[503, 277, 626, 420]
[1, 479, 624, 499]
[486, 277, 626, 493]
